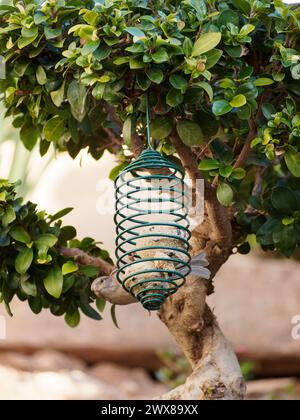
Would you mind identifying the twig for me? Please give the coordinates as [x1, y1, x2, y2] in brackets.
[59, 247, 115, 276]
[233, 118, 257, 169]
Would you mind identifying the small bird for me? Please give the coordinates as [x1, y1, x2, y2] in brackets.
[92, 251, 211, 305]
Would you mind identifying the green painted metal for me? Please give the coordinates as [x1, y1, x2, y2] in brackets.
[114, 148, 192, 310]
[114, 94, 191, 310]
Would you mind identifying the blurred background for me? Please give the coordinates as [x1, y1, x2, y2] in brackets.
[1, 103, 300, 401]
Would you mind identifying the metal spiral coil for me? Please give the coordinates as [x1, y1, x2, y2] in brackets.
[114, 148, 191, 311]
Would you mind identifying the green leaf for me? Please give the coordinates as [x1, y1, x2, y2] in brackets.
[4, 301, 13, 317]
[92, 82, 105, 100]
[43, 116, 66, 142]
[136, 73, 151, 91]
[111, 304, 120, 329]
[65, 308, 80, 328]
[10, 226, 31, 244]
[183, 37, 193, 56]
[152, 48, 169, 64]
[34, 11, 48, 25]
[194, 81, 213, 102]
[15, 248, 33, 275]
[205, 49, 223, 69]
[166, 88, 183, 107]
[218, 9, 239, 27]
[18, 34, 38, 49]
[21, 276, 37, 297]
[0, 235, 10, 247]
[50, 81, 65, 107]
[151, 117, 172, 140]
[217, 183, 234, 207]
[36, 66, 47, 85]
[219, 166, 233, 178]
[67, 81, 88, 122]
[231, 168, 246, 180]
[291, 64, 300, 80]
[125, 27, 145, 38]
[35, 234, 58, 248]
[240, 24, 255, 35]
[80, 265, 99, 278]
[62, 261, 78, 276]
[292, 114, 300, 127]
[80, 302, 102, 320]
[254, 78, 274, 87]
[231, 0, 251, 14]
[22, 28, 38, 39]
[176, 120, 203, 146]
[285, 151, 300, 177]
[238, 242, 251, 255]
[192, 32, 222, 57]
[62, 275, 76, 293]
[2, 206, 16, 226]
[109, 163, 128, 181]
[146, 68, 164, 84]
[257, 219, 281, 246]
[96, 297, 106, 313]
[212, 100, 232, 116]
[59, 226, 77, 243]
[49, 207, 73, 222]
[273, 225, 297, 257]
[262, 103, 276, 120]
[129, 57, 144, 69]
[123, 116, 135, 147]
[237, 104, 251, 120]
[44, 266, 63, 299]
[44, 26, 61, 39]
[20, 120, 39, 151]
[82, 39, 100, 56]
[28, 296, 42, 314]
[199, 159, 220, 171]
[225, 45, 243, 58]
[271, 187, 298, 214]
[169, 74, 188, 92]
[99, 74, 110, 83]
[230, 94, 246, 108]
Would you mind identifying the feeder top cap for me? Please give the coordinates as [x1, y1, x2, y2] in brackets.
[115, 148, 185, 181]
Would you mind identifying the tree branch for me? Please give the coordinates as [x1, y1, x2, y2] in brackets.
[59, 247, 115, 277]
[234, 118, 257, 169]
[170, 131, 232, 247]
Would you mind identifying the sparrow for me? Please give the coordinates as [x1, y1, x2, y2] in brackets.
[92, 252, 211, 305]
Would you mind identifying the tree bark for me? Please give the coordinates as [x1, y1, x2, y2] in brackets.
[156, 215, 245, 400]
[91, 213, 246, 400]
[157, 306, 245, 400]
[89, 120, 246, 400]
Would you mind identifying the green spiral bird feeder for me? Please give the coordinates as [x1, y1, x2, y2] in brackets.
[114, 98, 191, 311]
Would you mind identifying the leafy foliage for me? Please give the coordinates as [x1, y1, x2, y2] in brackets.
[0, 1, 300, 265]
[0, 180, 112, 325]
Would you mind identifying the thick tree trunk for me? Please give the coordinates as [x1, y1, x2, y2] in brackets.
[91, 130, 246, 400]
[156, 218, 245, 400]
[157, 306, 245, 400]
[157, 273, 245, 400]
[92, 217, 246, 400]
